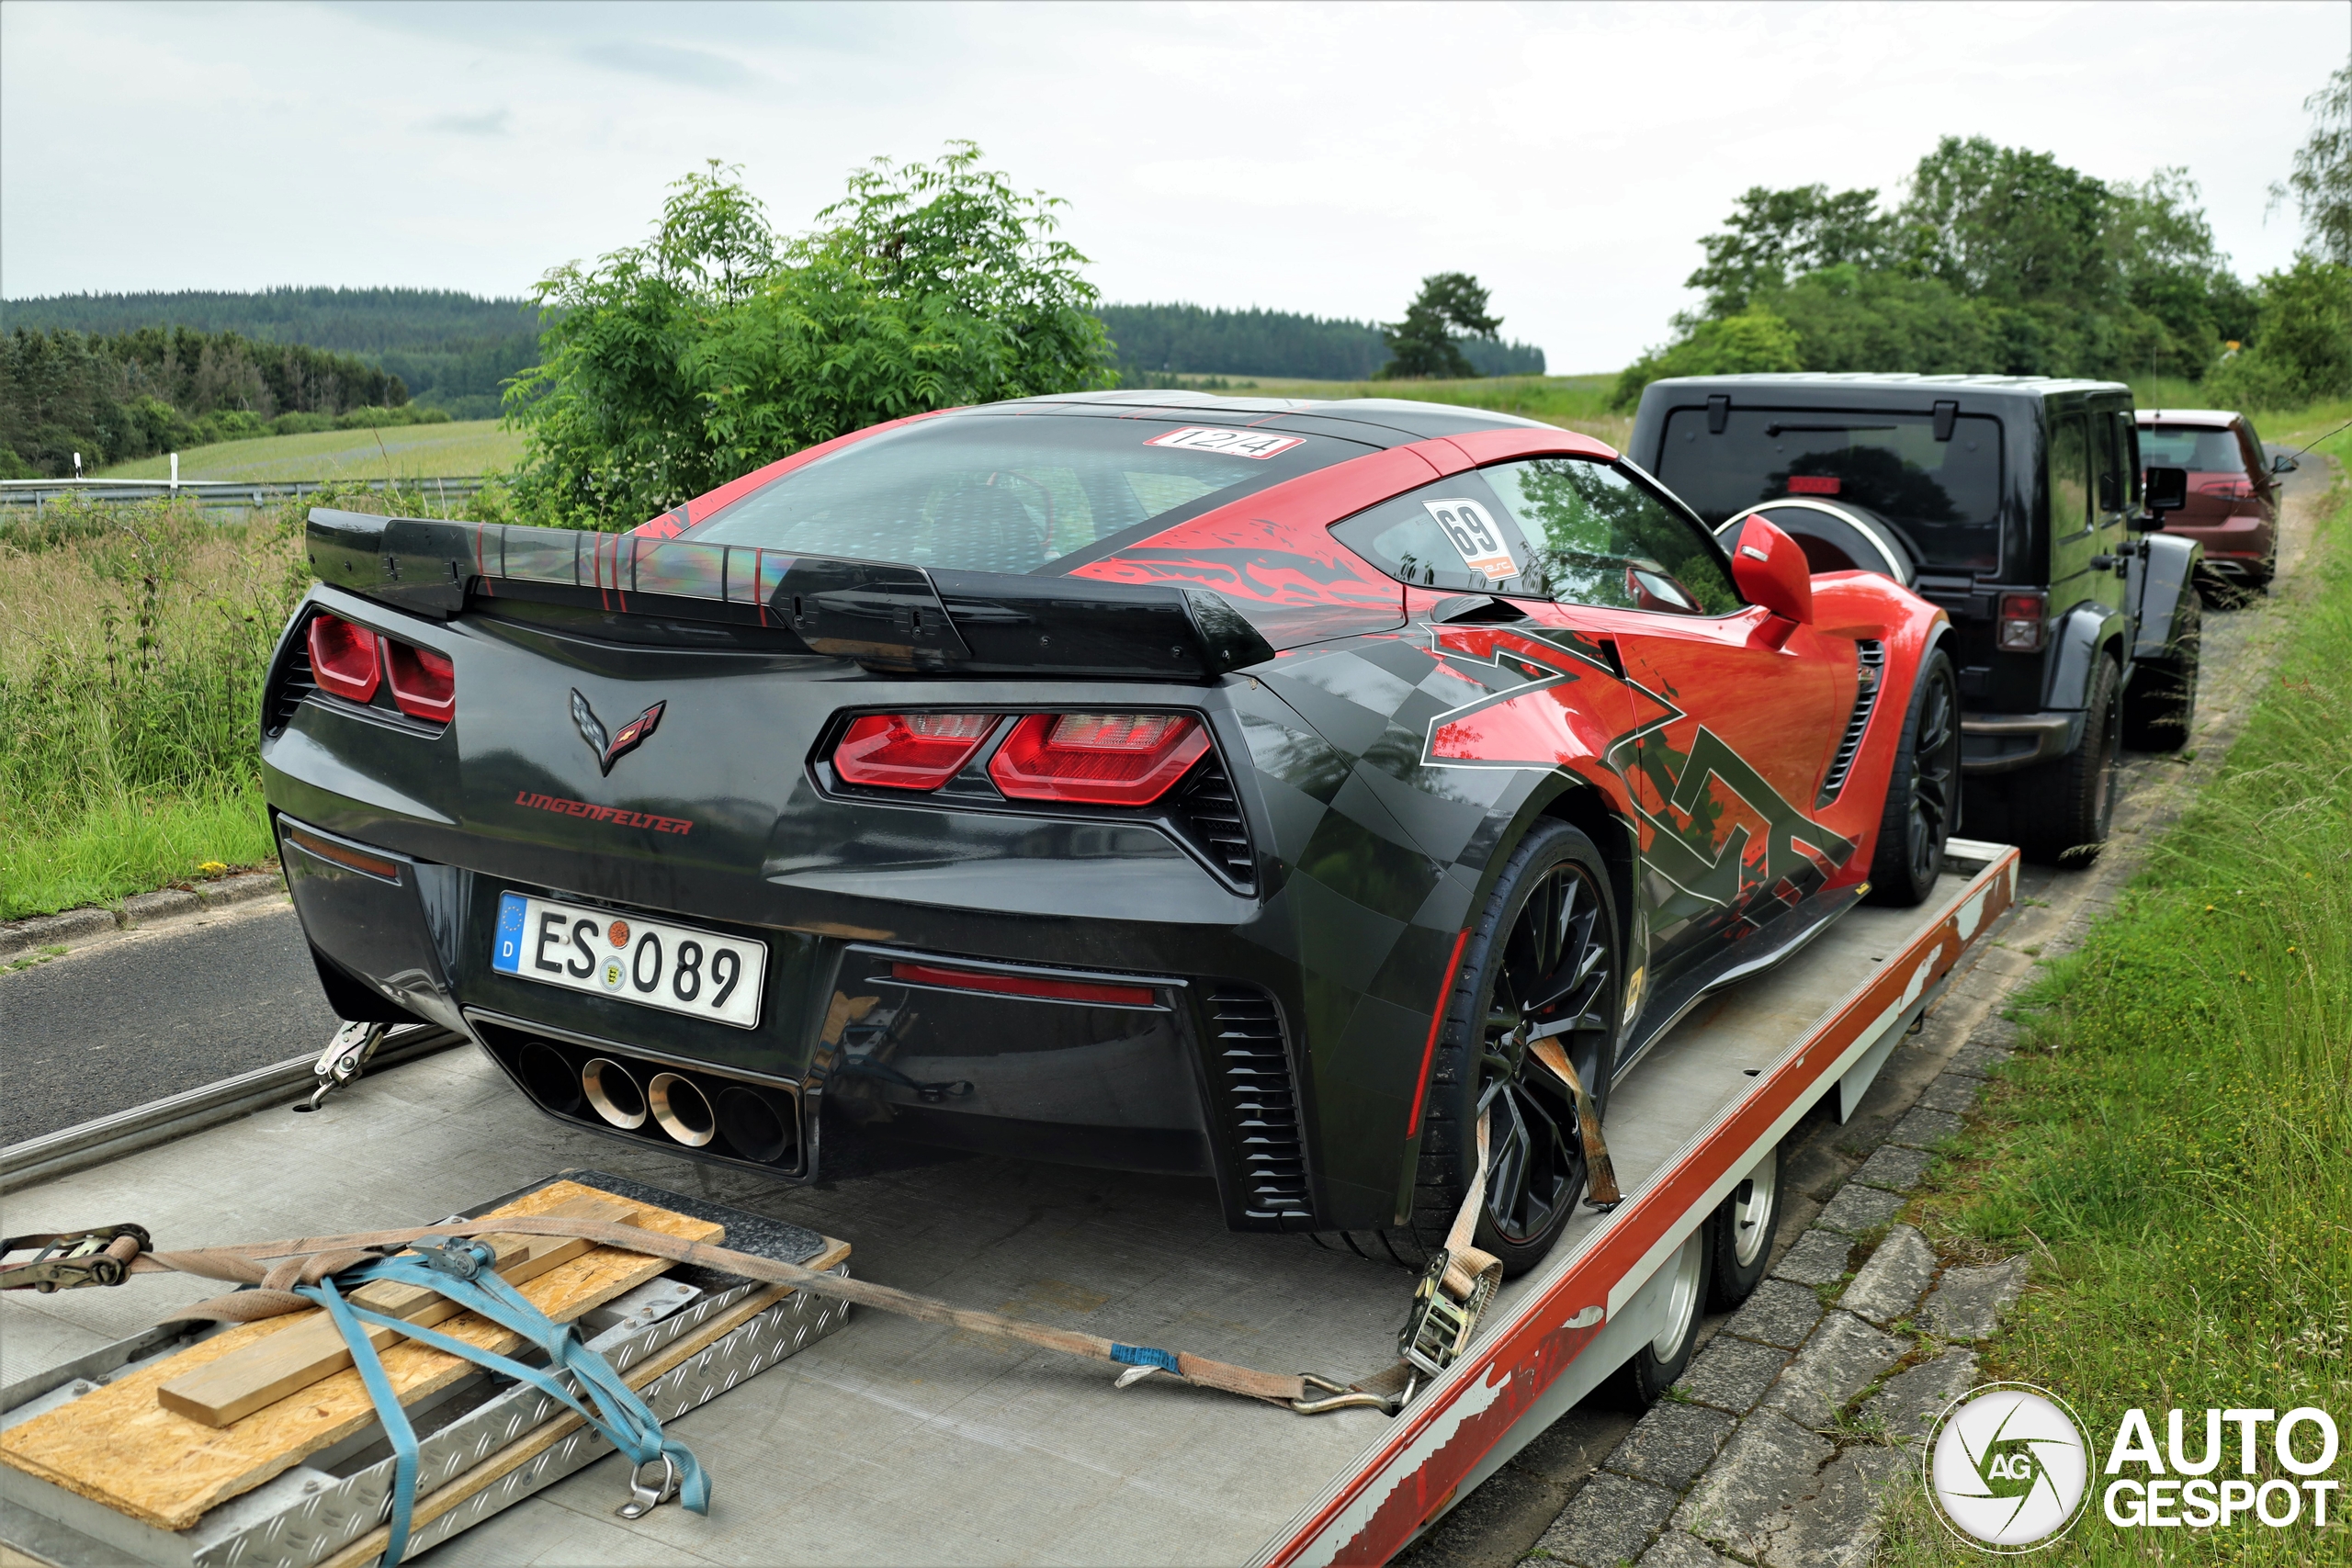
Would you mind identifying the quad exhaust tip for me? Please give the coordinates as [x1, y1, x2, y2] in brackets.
[582, 1057, 648, 1130]
[648, 1072, 717, 1147]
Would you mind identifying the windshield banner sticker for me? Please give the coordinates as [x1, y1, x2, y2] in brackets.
[1146, 426, 1306, 460]
[1424, 497, 1519, 581]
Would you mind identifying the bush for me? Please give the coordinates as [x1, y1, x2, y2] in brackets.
[1611, 307, 1803, 409]
[503, 145, 1116, 529]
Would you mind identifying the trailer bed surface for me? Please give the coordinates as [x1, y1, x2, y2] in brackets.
[2, 851, 2015, 1566]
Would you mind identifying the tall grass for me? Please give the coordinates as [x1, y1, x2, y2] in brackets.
[0, 499, 315, 917]
[1884, 426, 2352, 1564]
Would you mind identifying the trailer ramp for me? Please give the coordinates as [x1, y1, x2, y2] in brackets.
[1, 850, 2013, 1566]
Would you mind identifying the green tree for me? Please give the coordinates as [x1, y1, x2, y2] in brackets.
[2271, 63, 2352, 265]
[2204, 255, 2352, 409]
[1896, 136, 2114, 306]
[1379, 272, 1504, 379]
[503, 145, 1116, 529]
[1610, 307, 1804, 409]
[1685, 185, 1892, 315]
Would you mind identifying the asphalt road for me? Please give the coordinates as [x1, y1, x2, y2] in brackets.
[0, 900, 339, 1145]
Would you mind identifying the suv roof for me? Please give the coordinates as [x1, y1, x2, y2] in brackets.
[2135, 409, 2240, 427]
[1639, 371, 2130, 401]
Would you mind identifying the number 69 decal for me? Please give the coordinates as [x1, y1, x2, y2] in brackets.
[1423, 498, 1520, 581]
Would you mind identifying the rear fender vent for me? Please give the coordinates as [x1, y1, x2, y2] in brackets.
[1170, 755, 1255, 889]
[1817, 639, 1886, 806]
[265, 619, 319, 737]
[1203, 986, 1312, 1226]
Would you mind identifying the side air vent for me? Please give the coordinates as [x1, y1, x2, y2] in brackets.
[1817, 639, 1886, 806]
[1171, 755, 1256, 889]
[265, 626, 319, 737]
[1204, 986, 1312, 1225]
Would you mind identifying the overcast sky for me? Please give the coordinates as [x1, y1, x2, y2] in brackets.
[3, 1, 2345, 370]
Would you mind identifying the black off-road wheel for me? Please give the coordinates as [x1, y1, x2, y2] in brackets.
[2122, 594, 2199, 753]
[1864, 649, 1960, 907]
[1380, 821, 1624, 1280]
[2013, 654, 2121, 867]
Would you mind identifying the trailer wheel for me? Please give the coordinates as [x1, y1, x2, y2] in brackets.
[1605, 1227, 1711, 1408]
[1864, 648, 1959, 907]
[1387, 820, 1623, 1279]
[1705, 1142, 1782, 1309]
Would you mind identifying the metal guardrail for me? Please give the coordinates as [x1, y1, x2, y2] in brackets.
[0, 475, 494, 512]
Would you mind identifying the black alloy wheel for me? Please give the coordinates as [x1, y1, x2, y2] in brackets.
[2014, 653, 2122, 867]
[1866, 649, 1961, 907]
[1385, 821, 1624, 1279]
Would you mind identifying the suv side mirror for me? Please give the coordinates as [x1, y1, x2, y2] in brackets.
[2134, 465, 2189, 529]
[1730, 515, 1814, 632]
[2271, 452, 2300, 476]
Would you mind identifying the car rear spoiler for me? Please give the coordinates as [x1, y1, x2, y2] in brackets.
[306, 509, 1277, 682]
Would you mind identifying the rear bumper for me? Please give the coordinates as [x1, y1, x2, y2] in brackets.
[1959, 711, 2082, 775]
[271, 809, 1322, 1233]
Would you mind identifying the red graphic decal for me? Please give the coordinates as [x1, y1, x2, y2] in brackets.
[513, 790, 694, 836]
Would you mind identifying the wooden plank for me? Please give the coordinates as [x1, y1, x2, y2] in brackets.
[0, 1180, 722, 1531]
[316, 1235, 850, 1568]
[157, 1193, 641, 1427]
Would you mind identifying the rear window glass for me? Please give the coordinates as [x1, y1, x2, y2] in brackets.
[680, 412, 1366, 574]
[1653, 408, 2006, 571]
[2137, 425, 2245, 472]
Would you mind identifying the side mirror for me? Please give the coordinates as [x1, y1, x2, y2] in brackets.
[2271, 452, 2300, 476]
[2134, 466, 2188, 529]
[1730, 515, 1814, 631]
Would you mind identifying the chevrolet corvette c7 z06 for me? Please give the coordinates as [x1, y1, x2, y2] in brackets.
[263, 390, 1957, 1274]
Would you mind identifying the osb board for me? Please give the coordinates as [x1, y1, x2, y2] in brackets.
[0, 1180, 723, 1531]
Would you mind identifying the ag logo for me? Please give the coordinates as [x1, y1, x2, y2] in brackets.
[1925, 1382, 2091, 1552]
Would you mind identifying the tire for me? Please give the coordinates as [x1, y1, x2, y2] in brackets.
[1864, 648, 1960, 907]
[1386, 820, 1624, 1279]
[2012, 653, 2121, 867]
[2122, 592, 2199, 753]
[1604, 1227, 1711, 1408]
[1705, 1141, 1783, 1310]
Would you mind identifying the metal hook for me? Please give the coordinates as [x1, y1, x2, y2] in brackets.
[615, 1455, 679, 1520]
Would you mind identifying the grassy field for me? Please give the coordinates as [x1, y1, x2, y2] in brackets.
[1883, 407, 2352, 1565]
[98, 419, 523, 483]
[1159, 371, 1632, 447]
[0, 499, 310, 918]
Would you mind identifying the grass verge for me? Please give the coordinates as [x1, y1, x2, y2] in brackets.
[1883, 425, 2352, 1562]
[97, 419, 522, 482]
[0, 784, 277, 917]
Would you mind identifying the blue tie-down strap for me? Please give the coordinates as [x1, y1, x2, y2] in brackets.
[296, 1241, 710, 1566]
[1109, 1343, 1182, 1374]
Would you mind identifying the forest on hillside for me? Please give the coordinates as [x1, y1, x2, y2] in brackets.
[1100, 302, 1544, 380]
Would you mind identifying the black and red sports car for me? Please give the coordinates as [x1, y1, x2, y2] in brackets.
[266, 391, 1956, 1273]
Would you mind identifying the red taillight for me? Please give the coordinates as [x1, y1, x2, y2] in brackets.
[988, 712, 1211, 806]
[834, 712, 999, 789]
[384, 640, 456, 724]
[1997, 592, 2047, 653]
[306, 613, 380, 703]
[1786, 474, 1842, 496]
[889, 960, 1156, 1008]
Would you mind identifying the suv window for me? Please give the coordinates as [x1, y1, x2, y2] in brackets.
[2136, 424, 2244, 473]
[1332, 457, 1740, 615]
[2093, 412, 2128, 516]
[1652, 407, 2005, 570]
[2050, 414, 2090, 535]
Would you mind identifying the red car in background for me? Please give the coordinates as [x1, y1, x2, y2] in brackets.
[2137, 409, 2290, 592]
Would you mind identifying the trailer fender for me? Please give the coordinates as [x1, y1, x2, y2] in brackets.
[2041, 604, 2129, 710]
[2131, 532, 2205, 662]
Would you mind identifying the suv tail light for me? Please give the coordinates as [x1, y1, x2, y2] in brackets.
[384, 640, 456, 723]
[988, 712, 1210, 806]
[834, 712, 999, 789]
[306, 613, 380, 703]
[1997, 592, 2047, 652]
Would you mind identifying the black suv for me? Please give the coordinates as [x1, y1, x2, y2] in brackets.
[1629, 373, 2199, 864]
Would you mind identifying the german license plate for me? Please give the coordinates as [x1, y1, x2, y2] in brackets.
[490, 892, 764, 1029]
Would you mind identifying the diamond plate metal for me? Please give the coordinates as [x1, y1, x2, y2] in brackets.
[196, 1275, 848, 1568]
